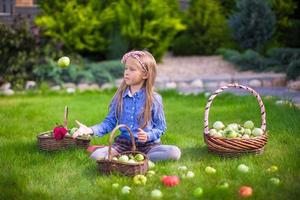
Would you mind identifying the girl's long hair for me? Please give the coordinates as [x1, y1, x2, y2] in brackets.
[112, 50, 157, 129]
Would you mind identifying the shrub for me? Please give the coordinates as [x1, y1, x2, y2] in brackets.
[228, 0, 276, 52]
[0, 17, 39, 88]
[287, 60, 300, 80]
[114, 0, 185, 61]
[173, 0, 230, 55]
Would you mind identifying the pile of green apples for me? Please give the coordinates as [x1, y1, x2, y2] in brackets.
[112, 153, 145, 164]
[209, 120, 264, 139]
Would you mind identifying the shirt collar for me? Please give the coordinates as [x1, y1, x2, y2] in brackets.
[122, 87, 145, 99]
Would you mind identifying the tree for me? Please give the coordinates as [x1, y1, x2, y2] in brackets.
[229, 0, 276, 52]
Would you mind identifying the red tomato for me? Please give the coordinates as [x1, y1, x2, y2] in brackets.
[161, 176, 180, 187]
[239, 186, 253, 198]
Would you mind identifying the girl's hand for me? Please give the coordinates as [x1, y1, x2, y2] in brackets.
[72, 120, 93, 139]
[137, 128, 148, 143]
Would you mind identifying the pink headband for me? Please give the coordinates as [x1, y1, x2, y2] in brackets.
[121, 51, 147, 70]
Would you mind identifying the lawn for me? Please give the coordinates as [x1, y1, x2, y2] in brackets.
[0, 90, 299, 200]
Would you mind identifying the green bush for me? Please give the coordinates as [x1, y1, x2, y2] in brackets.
[283, 19, 300, 48]
[229, 0, 276, 52]
[114, 0, 185, 61]
[0, 18, 39, 89]
[287, 60, 300, 80]
[36, 0, 114, 56]
[173, 0, 230, 55]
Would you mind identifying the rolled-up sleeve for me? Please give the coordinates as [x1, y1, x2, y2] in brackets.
[90, 100, 118, 137]
[147, 94, 167, 142]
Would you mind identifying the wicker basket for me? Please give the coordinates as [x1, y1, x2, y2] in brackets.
[203, 83, 268, 156]
[97, 124, 149, 176]
[37, 106, 91, 151]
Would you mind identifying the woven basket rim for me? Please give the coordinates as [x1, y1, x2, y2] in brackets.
[97, 150, 149, 165]
[37, 130, 91, 141]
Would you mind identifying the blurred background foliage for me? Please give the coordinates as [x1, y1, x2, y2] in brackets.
[0, 0, 299, 88]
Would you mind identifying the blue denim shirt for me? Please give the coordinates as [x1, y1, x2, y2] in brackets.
[90, 87, 167, 143]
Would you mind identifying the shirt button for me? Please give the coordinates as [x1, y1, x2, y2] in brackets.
[132, 107, 135, 110]
[130, 125, 133, 128]
[131, 116, 133, 119]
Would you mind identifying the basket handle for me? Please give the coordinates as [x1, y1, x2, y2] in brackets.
[107, 124, 136, 161]
[204, 83, 266, 135]
[64, 106, 68, 129]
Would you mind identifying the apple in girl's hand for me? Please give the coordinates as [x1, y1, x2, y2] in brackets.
[244, 121, 254, 129]
[193, 187, 203, 197]
[213, 121, 225, 130]
[133, 174, 147, 185]
[239, 186, 252, 198]
[267, 165, 278, 173]
[252, 128, 263, 136]
[134, 153, 144, 161]
[151, 189, 163, 199]
[205, 166, 216, 174]
[237, 164, 249, 173]
[121, 186, 131, 194]
[118, 155, 129, 162]
[148, 160, 155, 169]
[217, 180, 229, 189]
[112, 183, 119, 188]
[57, 56, 70, 68]
[186, 171, 195, 178]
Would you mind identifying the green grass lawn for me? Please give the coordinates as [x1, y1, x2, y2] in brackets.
[0, 90, 299, 200]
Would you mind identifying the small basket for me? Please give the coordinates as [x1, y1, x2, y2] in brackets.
[203, 83, 268, 156]
[97, 124, 149, 176]
[37, 106, 91, 151]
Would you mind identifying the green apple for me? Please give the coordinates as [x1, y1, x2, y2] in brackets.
[269, 177, 280, 185]
[112, 157, 118, 161]
[121, 186, 131, 194]
[213, 121, 225, 130]
[178, 165, 187, 171]
[151, 189, 163, 199]
[133, 174, 147, 185]
[217, 180, 229, 189]
[213, 131, 223, 138]
[237, 164, 249, 173]
[252, 128, 263, 136]
[242, 134, 250, 139]
[244, 121, 254, 129]
[267, 165, 278, 173]
[225, 130, 237, 138]
[57, 56, 70, 68]
[112, 183, 119, 188]
[238, 126, 245, 134]
[127, 159, 136, 164]
[148, 160, 155, 169]
[70, 127, 78, 135]
[228, 123, 239, 131]
[147, 170, 156, 177]
[186, 171, 195, 178]
[244, 128, 251, 135]
[209, 129, 218, 136]
[118, 155, 129, 162]
[193, 187, 203, 197]
[134, 153, 144, 161]
[205, 166, 216, 174]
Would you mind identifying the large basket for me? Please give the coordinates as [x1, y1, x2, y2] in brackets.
[37, 106, 91, 151]
[97, 124, 149, 176]
[204, 83, 268, 156]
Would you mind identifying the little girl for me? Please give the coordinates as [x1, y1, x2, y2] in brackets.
[72, 50, 181, 162]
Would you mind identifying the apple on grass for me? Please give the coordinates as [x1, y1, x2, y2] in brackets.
[178, 165, 187, 171]
[57, 56, 70, 68]
[205, 166, 216, 174]
[237, 164, 249, 173]
[269, 177, 280, 185]
[147, 170, 156, 177]
[148, 160, 155, 169]
[151, 189, 163, 199]
[267, 165, 278, 173]
[121, 186, 131, 194]
[186, 171, 195, 178]
[193, 187, 203, 197]
[239, 186, 252, 198]
[217, 180, 229, 189]
[133, 174, 147, 185]
[112, 183, 119, 188]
